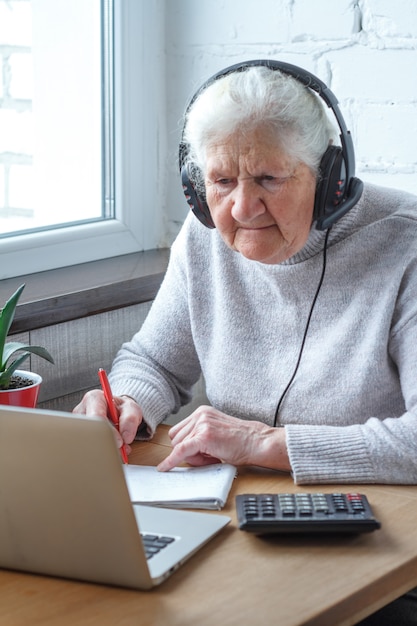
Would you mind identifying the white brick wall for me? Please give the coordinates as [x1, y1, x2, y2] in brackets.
[164, 0, 417, 234]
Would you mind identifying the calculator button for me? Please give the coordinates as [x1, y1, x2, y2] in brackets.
[281, 508, 296, 516]
[312, 495, 329, 514]
[332, 495, 348, 512]
[298, 508, 313, 516]
[347, 494, 365, 513]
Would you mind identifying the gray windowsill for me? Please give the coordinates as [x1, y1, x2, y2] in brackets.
[2, 249, 170, 335]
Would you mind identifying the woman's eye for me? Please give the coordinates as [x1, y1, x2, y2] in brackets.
[254, 176, 274, 188]
[258, 175, 290, 189]
[258, 175, 279, 184]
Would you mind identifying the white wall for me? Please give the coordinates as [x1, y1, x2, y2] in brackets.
[162, 0, 417, 242]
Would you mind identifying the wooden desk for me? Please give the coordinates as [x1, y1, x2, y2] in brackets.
[2, 425, 417, 626]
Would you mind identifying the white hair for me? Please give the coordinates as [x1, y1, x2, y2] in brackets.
[182, 65, 338, 194]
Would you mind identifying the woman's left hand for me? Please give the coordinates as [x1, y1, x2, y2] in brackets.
[157, 405, 291, 472]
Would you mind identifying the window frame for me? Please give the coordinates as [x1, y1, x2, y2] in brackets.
[0, 0, 165, 280]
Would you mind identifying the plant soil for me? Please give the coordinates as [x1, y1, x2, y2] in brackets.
[4, 375, 34, 390]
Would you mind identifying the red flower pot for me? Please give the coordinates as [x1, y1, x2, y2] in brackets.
[0, 370, 42, 408]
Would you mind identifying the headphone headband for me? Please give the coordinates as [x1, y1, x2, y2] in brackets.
[180, 59, 363, 230]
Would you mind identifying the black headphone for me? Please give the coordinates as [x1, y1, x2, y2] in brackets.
[179, 59, 363, 231]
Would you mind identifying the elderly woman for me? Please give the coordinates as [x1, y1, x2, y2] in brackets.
[75, 61, 417, 485]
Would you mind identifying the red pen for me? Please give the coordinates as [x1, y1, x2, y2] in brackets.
[98, 368, 129, 464]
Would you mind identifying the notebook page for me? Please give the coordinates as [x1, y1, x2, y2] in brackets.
[123, 463, 236, 509]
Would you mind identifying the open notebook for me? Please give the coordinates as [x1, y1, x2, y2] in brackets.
[123, 462, 236, 509]
[0, 406, 230, 589]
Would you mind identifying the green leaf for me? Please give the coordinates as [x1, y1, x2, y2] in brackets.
[0, 353, 31, 389]
[2, 342, 54, 370]
[0, 284, 54, 387]
[0, 284, 25, 363]
[2, 342, 29, 369]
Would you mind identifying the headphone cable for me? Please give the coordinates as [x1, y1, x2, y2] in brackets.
[273, 227, 332, 428]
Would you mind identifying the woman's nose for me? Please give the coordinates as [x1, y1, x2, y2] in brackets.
[230, 181, 265, 222]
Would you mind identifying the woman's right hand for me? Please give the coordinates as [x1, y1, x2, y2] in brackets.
[73, 389, 144, 453]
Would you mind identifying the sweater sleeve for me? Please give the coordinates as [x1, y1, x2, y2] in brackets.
[286, 287, 417, 485]
[108, 219, 202, 436]
[286, 412, 417, 485]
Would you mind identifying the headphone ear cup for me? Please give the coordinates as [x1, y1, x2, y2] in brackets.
[314, 145, 346, 227]
[181, 164, 215, 229]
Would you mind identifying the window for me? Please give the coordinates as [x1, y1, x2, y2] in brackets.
[0, 0, 165, 279]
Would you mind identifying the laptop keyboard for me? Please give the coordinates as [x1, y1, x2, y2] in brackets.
[141, 533, 176, 559]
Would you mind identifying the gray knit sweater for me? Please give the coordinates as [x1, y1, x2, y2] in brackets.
[110, 183, 417, 484]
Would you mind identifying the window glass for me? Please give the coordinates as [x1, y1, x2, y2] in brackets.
[0, 0, 109, 237]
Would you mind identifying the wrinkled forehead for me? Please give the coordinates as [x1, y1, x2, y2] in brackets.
[204, 125, 297, 174]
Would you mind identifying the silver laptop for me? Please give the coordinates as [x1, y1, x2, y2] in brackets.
[0, 405, 230, 589]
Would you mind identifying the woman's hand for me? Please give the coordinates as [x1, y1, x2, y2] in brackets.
[73, 389, 143, 455]
[157, 405, 291, 472]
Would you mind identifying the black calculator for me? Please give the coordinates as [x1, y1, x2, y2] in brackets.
[236, 492, 381, 534]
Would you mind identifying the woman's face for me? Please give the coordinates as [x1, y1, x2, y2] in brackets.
[205, 127, 317, 264]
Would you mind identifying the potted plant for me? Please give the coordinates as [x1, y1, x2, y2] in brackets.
[0, 283, 54, 408]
